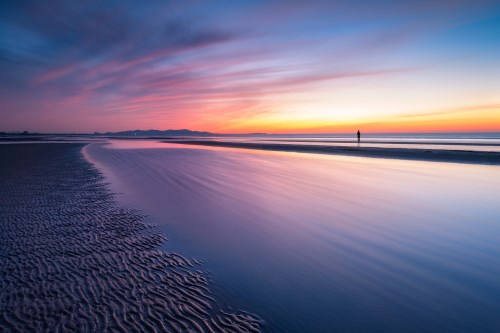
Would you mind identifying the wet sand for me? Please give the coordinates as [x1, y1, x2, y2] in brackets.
[169, 140, 500, 165]
[0, 144, 261, 332]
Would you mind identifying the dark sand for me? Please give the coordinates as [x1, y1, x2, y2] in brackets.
[262, 139, 500, 147]
[0, 144, 261, 332]
[169, 140, 500, 165]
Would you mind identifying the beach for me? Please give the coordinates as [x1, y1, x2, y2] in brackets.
[2, 139, 500, 333]
[0, 143, 261, 332]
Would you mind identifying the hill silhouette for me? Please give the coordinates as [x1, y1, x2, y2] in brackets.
[99, 129, 213, 136]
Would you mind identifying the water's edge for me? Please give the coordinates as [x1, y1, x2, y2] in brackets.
[169, 140, 500, 165]
[0, 143, 262, 332]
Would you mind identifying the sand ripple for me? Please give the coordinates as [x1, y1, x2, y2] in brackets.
[0, 144, 262, 333]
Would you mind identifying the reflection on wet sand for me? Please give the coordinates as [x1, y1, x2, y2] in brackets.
[86, 140, 500, 333]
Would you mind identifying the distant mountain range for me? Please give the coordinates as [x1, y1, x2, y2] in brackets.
[96, 129, 213, 136]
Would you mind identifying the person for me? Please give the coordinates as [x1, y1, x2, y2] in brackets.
[357, 130, 361, 143]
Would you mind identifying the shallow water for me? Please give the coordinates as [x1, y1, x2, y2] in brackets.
[86, 140, 500, 333]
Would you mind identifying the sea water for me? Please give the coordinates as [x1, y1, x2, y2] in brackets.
[86, 136, 500, 333]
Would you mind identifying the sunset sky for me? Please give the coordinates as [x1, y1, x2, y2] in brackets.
[1, 0, 499, 134]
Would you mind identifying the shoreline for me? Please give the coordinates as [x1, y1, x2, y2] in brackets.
[0, 143, 261, 332]
[168, 140, 500, 165]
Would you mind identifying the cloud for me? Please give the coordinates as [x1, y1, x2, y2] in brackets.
[0, 0, 234, 88]
[398, 104, 500, 119]
[1, 0, 499, 132]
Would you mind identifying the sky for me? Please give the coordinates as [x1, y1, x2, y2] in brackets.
[0, 0, 499, 134]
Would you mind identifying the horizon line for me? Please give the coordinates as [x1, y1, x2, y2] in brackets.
[2, 129, 500, 136]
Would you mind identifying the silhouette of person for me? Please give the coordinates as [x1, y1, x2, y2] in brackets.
[357, 130, 361, 144]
